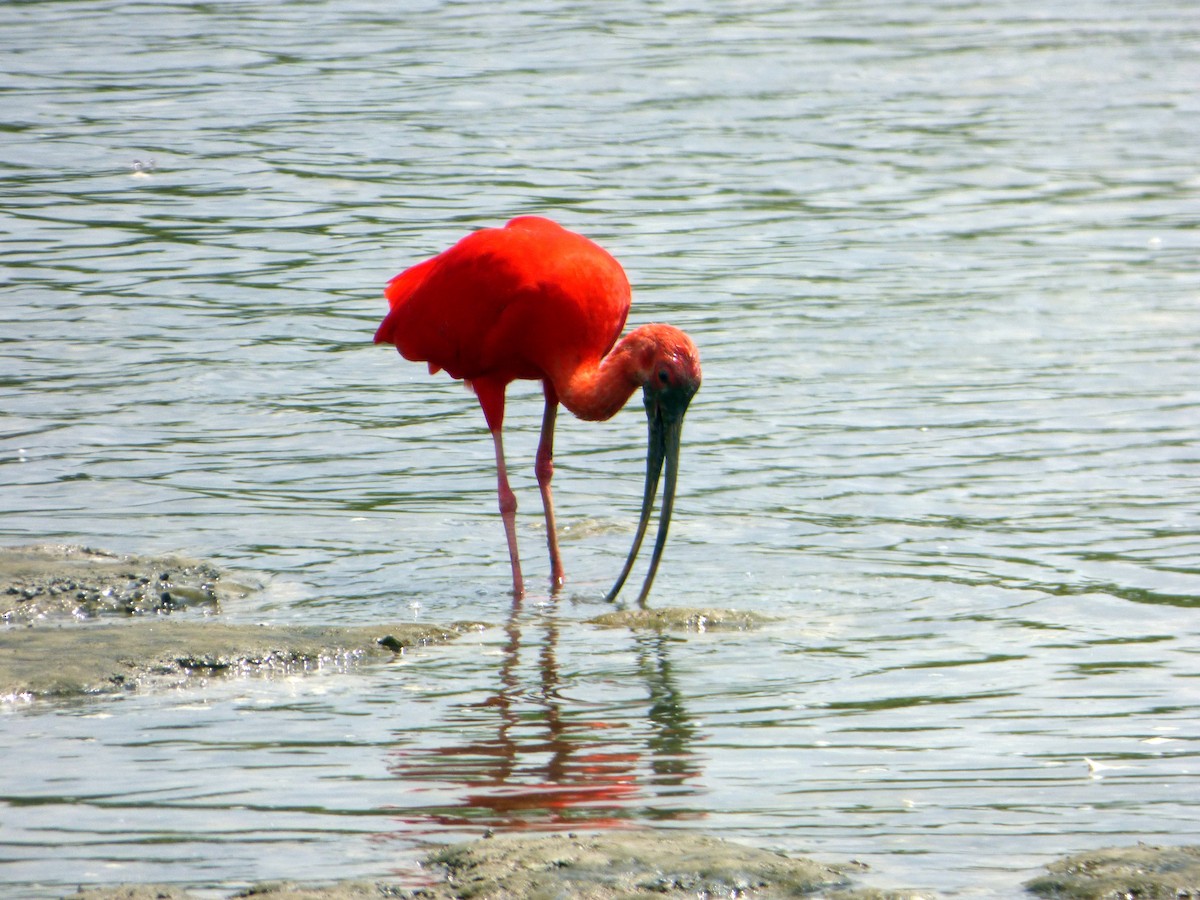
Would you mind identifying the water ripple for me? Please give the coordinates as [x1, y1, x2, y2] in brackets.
[3, 0, 1199, 894]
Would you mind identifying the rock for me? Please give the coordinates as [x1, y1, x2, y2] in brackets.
[57, 832, 931, 898]
[0, 544, 247, 622]
[1025, 843, 1200, 899]
[421, 831, 850, 898]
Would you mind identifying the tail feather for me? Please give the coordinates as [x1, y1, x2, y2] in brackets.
[374, 256, 440, 346]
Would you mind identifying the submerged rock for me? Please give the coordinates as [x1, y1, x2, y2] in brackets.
[65, 890, 198, 900]
[587, 606, 771, 631]
[1025, 843, 1200, 899]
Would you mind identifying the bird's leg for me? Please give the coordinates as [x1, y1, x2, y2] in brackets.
[536, 384, 565, 591]
[490, 428, 525, 601]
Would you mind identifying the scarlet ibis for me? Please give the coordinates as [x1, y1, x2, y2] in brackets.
[374, 216, 701, 605]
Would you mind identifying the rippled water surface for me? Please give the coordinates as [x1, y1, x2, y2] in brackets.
[2, 0, 1199, 895]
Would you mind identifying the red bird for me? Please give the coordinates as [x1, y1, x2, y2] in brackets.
[374, 216, 701, 605]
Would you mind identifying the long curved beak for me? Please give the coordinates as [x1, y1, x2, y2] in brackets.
[604, 384, 693, 607]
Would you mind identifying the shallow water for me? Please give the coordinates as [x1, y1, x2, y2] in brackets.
[2, 0, 1199, 895]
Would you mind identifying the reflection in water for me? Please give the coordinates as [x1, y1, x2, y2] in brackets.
[385, 603, 703, 831]
[636, 631, 700, 807]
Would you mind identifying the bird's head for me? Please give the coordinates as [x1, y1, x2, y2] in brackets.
[640, 327, 702, 412]
[606, 325, 701, 607]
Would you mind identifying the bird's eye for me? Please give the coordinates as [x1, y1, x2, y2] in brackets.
[657, 369, 671, 385]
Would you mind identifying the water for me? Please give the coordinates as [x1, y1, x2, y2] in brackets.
[2, 0, 1199, 895]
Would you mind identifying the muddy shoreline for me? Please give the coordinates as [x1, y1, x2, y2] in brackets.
[5, 545, 1198, 899]
[0, 544, 765, 702]
[0, 544, 480, 700]
[57, 837, 1200, 900]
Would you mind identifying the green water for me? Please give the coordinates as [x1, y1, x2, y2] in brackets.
[2, 0, 1198, 895]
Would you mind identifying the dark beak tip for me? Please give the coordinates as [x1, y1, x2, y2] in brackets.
[610, 383, 691, 606]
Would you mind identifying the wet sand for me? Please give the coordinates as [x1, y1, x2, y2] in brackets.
[5, 545, 1197, 898]
[0, 619, 477, 700]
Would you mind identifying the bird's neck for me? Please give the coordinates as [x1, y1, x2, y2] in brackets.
[555, 329, 655, 422]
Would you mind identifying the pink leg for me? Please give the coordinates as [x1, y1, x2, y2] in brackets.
[490, 428, 524, 600]
[536, 385, 565, 591]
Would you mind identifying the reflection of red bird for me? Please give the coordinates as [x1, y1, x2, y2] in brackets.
[375, 217, 701, 604]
